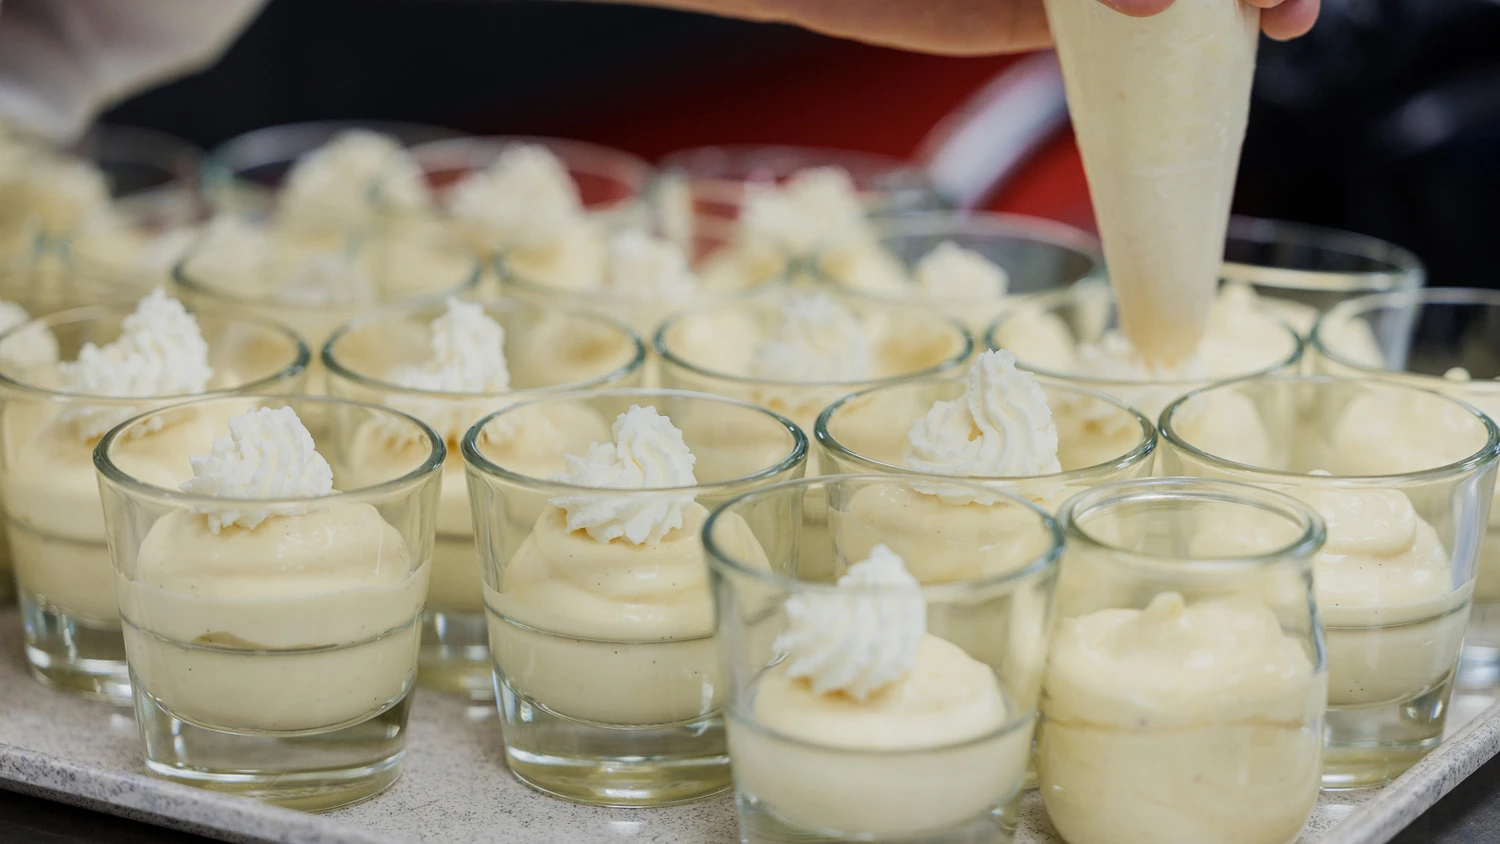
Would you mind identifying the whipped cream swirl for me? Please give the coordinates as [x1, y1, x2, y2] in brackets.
[740, 167, 870, 256]
[775, 544, 926, 700]
[59, 289, 214, 439]
[182, 406, 336, 533]
[750, 292, 870, 382]
[548, 405, 698, 545]
[278, 251, 378, 307]
[605, 230, 697, 301]
[448, 144, 585, 250]
[906, 350, 1061, 503]
[387, 298, 511, 441]
[279, 130, 431, 229]
[0, 300, 57, 368]
[914, 241, 1009, 299]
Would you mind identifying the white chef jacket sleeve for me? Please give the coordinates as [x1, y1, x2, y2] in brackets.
[0, 0, 266, 141]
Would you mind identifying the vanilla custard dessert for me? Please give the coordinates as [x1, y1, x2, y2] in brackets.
[487, 406, 767, 725]
[730, 545, 1027, 838]
[1039, 593, 1325, 844]
[660, 290, 969, 441]
[118, 406, 426, 731]
[5, 290, 238, 629]
[833, 350, 1081, 583]
[697, 166, 887, 290]
[0, 299, 56, 601]
[995, 282, 1298, 453]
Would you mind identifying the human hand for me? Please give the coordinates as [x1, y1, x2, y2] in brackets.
[640, 0, 1319, 55]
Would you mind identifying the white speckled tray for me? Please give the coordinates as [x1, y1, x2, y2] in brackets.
[1, 608, 1497, 844]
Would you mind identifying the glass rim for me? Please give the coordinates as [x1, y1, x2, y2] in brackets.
[657, 143, 933, 205]
[207, 119, 467, 178]
[321, 294, 647, 399]
[1311, 287, 1500, 380]
[489, 213, 753, 296]
[727, 703, 1036, 757]
[1057, 476, 1328, 571]
[1223, 215, 1425, 292]
[1159, 373, 1500, 483]
[173, 232, 483, 312]
[704, 473, 1063, 598]
[813, 211, 1103, 309]
[72, 124, 205, 199]
[461, 386, 809, 494]
[815, 376, 1157, 482]
[410, 135, 653, 208]
[0, 302, 311, 402]
[984, 286, 1306, 388]
[94, 393, 446, 507]
[654, 288, 975, 389]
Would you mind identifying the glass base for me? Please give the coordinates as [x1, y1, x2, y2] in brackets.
[1322, 672, 1454, 790]
[1459, 602, 1500, 688]
[496, 675, 730, 807]
[417, 610, 492, 701]
[135, 672, 412, 812]
[21, 591, 129, 704]
[737, 791, 1016, 844]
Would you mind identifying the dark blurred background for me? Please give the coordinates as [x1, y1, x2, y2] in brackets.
[101, 0, 1500, 288]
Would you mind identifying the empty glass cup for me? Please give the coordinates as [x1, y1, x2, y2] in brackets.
[707, 475, 1060, 844]
[1041, 478, 1327, 844]
[464, 388, 807, 806]
[1221, 216, 1425, 338]
[1160, 375, 1500, 787]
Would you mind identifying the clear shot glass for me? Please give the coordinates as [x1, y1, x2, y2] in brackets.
[987, 283, 1304, 426]
[1313, 288, 1500, 682]
[463, 388, 807, 807]
[818, 377, 1155, 514]
[707, 475, 1061, 844]
[204, 120, 466, 215]
[323, 296, 645, 699]
[97, 395, 442, 810]
[1041, 478, 1327, 844]
[1221, 216, 1425, 338]
[173, 220, 481, 386]
[655, 287, 973, 465]
[1159, 375, 1500, 788]
[411, 135, 654, 253]
[0, 306, 308, 702]
[817, 211, 1103, 334]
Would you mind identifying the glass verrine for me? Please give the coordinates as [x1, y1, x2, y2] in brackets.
[496, 213, 775, 358]
[411, 135, 653, 253]
[463, 387, 807, 807]
[73, 124, 205, 230]
[818, 377, 1156, 511]
[656, 144, 938, 228]
[323, 296, 646, 699]
[1159, 375, 1500, 788]
[96, 394, 442, 810]
[1221, 216, 1425, 338]
[707, 475, 1060, 844]
[987, 283, 1303, 427]
[655, 286, 973, 468]
[205, 119, 466, 216]
[1312, 288, 1500, 682]
[174, 218, 481, 386]
[1042, 478, 1327, 844]
[816, 211, 1103, 334]
[0, 305, 308, 702]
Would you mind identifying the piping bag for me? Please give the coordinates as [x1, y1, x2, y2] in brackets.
[1043, 0, 1260, 366]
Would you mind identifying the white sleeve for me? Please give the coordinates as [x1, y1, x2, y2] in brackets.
[0, 0, 266, 141]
